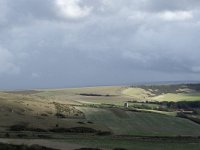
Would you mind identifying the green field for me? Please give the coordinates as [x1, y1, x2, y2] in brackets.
[65, 137, 200, 150]
[79, 107, 200, 136]
[1, 137, 200, 150]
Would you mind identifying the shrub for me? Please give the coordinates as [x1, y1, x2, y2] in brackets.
[9, 124, 47, 132]
[10, 124, 27, 131]
[74, 148, 102, 150]
[96, 131, 112, 136]
[49, 127, 98, 133]
[5, 133, 10, 138]
[77, 121, 85, 124]
[0, 143, 58, 150]
[55, 113, 66, 118]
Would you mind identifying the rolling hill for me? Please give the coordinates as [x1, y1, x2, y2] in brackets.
[0, 84, 200, 150]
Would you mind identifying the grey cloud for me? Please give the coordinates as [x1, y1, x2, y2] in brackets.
[0, 0, 200, 89]
[146, 0, 200, 12]
[0, 46, 20, 75]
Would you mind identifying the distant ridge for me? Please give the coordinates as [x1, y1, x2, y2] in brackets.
[1, 80, 200, 91]
[131, 80, 200, 86]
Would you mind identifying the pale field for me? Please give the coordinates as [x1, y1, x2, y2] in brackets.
[152, 93, 200, 102]
[122, 87, 200, 102]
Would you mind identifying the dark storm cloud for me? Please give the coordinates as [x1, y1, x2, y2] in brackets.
[0, 0, 200, 89]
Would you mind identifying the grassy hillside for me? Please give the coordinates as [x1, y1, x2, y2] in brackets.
[65, 137, 200, 150]
[123, 84, 200, 102]
[0, 84, 200, 150]
[79, 107, 200, 136]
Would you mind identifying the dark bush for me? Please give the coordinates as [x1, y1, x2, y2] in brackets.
[87, 121, 94, 124]
[37, 134, 51, 138]
[74, 148, 102, 150]
[49, 127, 98, 133]
[17, 134, 27, 138]
[77, 121, 85, 124]
[96, 131, 112, 136]
[27, 128, 47, 132]
[0, 143, 58, 150]
[41, 113, 48, 117]
[79, 93, 111, 97]
[5, 133, 10, 138]
[10, 124, 27, 131]
[55, 113, 66, 118]
[9, 124, 47, 132]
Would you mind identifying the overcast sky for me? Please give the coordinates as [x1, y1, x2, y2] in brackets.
[0, 0, 200, 89]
